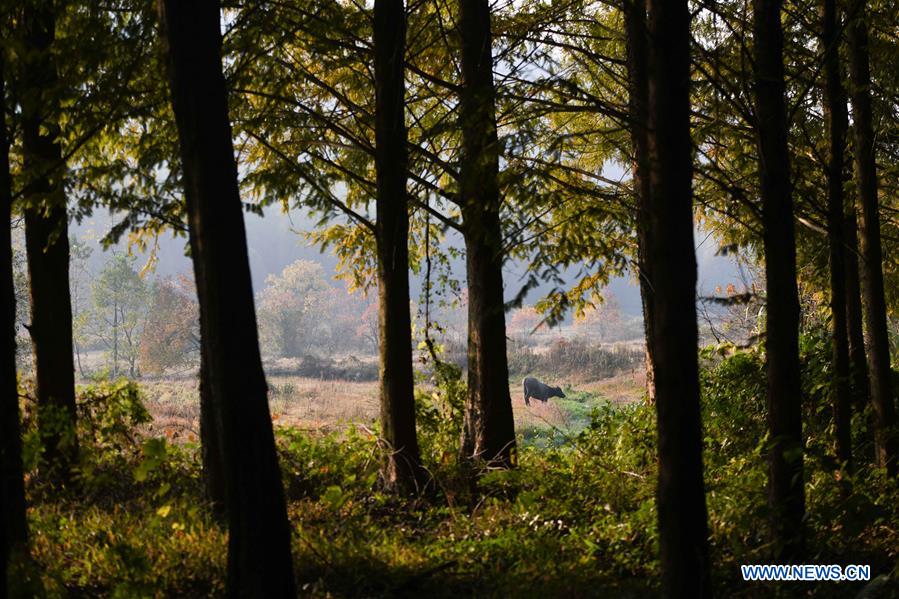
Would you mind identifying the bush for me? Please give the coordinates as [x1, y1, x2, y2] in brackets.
[507, 338, 644, 380]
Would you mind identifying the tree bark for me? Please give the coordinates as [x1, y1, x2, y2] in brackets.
[846, 0, 898, 476]
[157, 1, 296, 595]
[1, 44, 28, 589]
[373, 0, 426, 492]
[844, 207, 870, 414]
[644, 0, 710, 595]
[198, 337, 225, 516]
[821, 0, 853, 473]
[21, 0, 78, 480]
[624, 0, 656, 405]
[752, 0, 806, 559]
[457, 0, 517, 468]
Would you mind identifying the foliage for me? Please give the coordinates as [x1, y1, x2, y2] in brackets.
[507, 337, 644, 381]
[139, 275, 199, 375]
[14, 343, 899, 596]
[85, 254, 149, 378]
[256, 259, 373, 359]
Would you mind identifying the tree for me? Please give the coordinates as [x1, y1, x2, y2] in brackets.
[1, 36, 27, 591]
[156, 0, 295, 594]
[69, 237, 93, 379]
[846, 0, 898, 476]
[508, 305, 542, 337]
[624, 0, 656, 403]
[89, 254, 148, 378]
[753, 0, 805, 558]
[140, 275, 199, 375]
[457, 0, 517, 468]
[820, 0, 853, 473]
[843, 209, 870, 417]
[19, 0, 79, 480]
[644, 0, 710, 593]
[255, 260, 331, 358]
[373, 0, 425, 491]
[572, 293, 623, 341]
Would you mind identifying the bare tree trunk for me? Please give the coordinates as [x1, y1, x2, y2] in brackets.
[21, 1, 78, 480]
[157, 1, 296, 595]
[373, 0, 425, 493]
[645, 0, 710, 595]
[457, 0, 516, 468]
[112, 300, 119, 377]
[753, 0, 805, 559]
[0, 44, 28, 589]
[624, 0, 656, 405]
[846, 0, 898, 476]
[844, 208, 870, 413]
[198, 337, 225, 516]
[821, 0, 853, 473]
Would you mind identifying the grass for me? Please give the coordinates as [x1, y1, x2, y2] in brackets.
[14, 357, 899, 598]
[138, 372, 644, 445]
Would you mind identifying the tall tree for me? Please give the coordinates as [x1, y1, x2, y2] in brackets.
[20, 0, 78, 480]
[846, 0, 898, 476]
[752, 0, 805, 558]
[821, 0, 853, 473]
[156, 0, 296, 595]
[1, 39, 28, 590]
[844, 208, 870, 413]
[645, 0, 710, 594]
[373, 0, 426, 491]
[457, 0, 517, 468]
[624, 0, 656, 404]
[199, 329, 226, 516]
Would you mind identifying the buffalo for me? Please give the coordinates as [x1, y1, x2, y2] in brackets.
[522, 377, 566, 406]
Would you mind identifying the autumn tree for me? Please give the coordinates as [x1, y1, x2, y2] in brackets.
[0, 33, 27, 591]
[372, 0, 426, 491]
[255, 259, 331, 358]
[457, 0, 517, 468]
[820, 0, 853, 472]
[156, 0, 295, 593]
[644, 0, 710, 593]
[624, 0, 656, 403]
[140, 275, 199, 375]
[846, 0, 898, 476]
[19, 0, 79, 479]
[88, 254, 148, 378]
[753, 0, 805, 558]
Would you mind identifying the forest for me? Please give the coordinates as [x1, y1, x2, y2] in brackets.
[1, 0, 898, 596]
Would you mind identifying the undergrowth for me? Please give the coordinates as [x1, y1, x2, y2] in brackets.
[10, 330, 899, 598]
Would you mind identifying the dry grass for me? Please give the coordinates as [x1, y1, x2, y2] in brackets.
[139, 371, 645, 442]
[579, 370, 647, 406]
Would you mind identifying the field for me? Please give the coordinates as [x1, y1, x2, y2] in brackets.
[139, 370, 647, 443]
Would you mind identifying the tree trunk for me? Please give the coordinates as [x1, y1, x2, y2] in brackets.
[112, 300, 119, 378]
[644, 0, 710, 595]
[457, 0, 516, 468]
[157, 1, 296, 595]
[1, 45, 28, 588]
[821, 0, 853, 473]
[846, 0, 898, 476]
[373, 0, 426, 492]
[844, 208, 870, 413]
[198, 337, 225, 516]
[624, 0, 656, 405]
[752, 0, 805, 559]
[21, 1, 78, 480]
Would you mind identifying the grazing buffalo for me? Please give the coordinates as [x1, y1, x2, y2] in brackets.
[522, 377, 566, 406]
